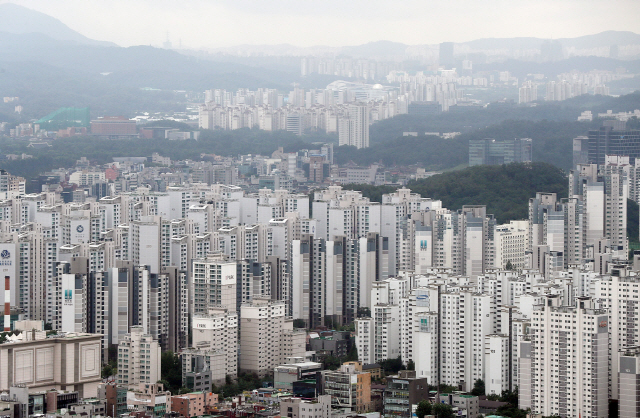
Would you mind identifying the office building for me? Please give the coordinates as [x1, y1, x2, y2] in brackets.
[439, 42, 455, 69]
[274, 361, 323, 392]
[469, 138, 532, 166]
[587, 121, 640, 165]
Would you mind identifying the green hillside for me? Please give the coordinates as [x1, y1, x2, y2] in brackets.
[407, 162, 567, 224]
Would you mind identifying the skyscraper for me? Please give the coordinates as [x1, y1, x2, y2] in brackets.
[439, 42, 455, 69]
[338, 104, 369, 149]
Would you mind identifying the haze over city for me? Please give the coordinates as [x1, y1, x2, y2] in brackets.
[2, 1, 640, 418]
[2, 0, 640, 48]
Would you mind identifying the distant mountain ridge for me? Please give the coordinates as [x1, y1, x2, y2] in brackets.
[0, 3, 115, 46]
[205, 31, 640, 59]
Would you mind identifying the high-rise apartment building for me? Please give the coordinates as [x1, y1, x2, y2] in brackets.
[116, 326, 161, 390]
[618, 347, 640, 417]
[338, 104, 369, 149]
[239, 299, 305, 377]
[591, 268, 640, 400]
[192, 255, 237, 313]
[191, 307, 238, 379]
[521, 296, 608, 418]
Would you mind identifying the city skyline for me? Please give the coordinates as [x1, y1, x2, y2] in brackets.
[1, 0, 639, 49]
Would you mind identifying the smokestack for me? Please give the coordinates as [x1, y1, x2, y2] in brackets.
[4, 276, 10, 331]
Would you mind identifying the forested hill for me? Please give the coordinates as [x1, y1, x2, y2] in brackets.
[346, 163, 567, 224]
[407, 163, 567, 223]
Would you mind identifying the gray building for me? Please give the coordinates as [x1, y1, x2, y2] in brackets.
[309, 331, 351, 358]
[619, 347, 640, 417]
[274, 361, 323, 392]
[587, 120, 640, 165]
[438, 393, 479, 418]
[383, 371, 429, 418]
[469, 138, 532, 166]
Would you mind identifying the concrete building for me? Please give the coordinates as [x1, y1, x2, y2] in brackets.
[383, 371, 429, 418]
[240, 299, 306, 377]
[494, 221, 529, 270]
[280, 395, 331, 418]
[181, 348, 227, 391]
[0, 331, 102, 398]
[116, 326, 162, 390]
[170, 392, 218, 418]
[274, 361, 323, 392]
[318, 363, 372, 412]
[591, 269, 640, 400]
[98, 383, 128, 417]
[437, 393, 479, 418]
[191, 307, 238, 379]
[521, 296, 608, 418]
[618, 347, 640, 418]
[192, 255, 237, 313]
[338, 103, 369, 149]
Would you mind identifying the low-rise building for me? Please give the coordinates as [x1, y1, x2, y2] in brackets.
[170, 392, 218, 418]
[280, 395, 331, 418]
[383, 371, 429, 418]
[0, 331, 102, 398]
[274, 361, 323, 392]
[437, 393, 479, 418]
[126, 383, 171, 417]
[318, 363, 372, 413]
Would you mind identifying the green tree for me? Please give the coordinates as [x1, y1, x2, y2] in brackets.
[379, 356, 405, 374]
[322, 355, 341, 371]
[406, 360, 415, 371]
[101, 361, 117, 379]
[415, 400, 432, 418]
[505, 260, 514, 270]
[500, 387, 519, 405]
[357, 307, 371, 318]
[345, 344, 358, 362]
[160, 351, 183, 394]
[293, 319, 306, 329]
[471, 379, 485, 396]
[432, 403, 454, 418]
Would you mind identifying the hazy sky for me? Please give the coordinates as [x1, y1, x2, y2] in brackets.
[3, 0, 640, 48]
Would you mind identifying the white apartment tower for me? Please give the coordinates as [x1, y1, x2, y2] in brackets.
[239, 299, 305, 377]
[522, 296, 608, 418]
[192, 254, 237, 313]
[591, 268, 640, 400]
[117, 326, 162, 390]
[192, 307, 238, 378]
[338, 103, 369, 149]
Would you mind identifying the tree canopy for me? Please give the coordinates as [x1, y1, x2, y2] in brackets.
[407, 162, 568, 224]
